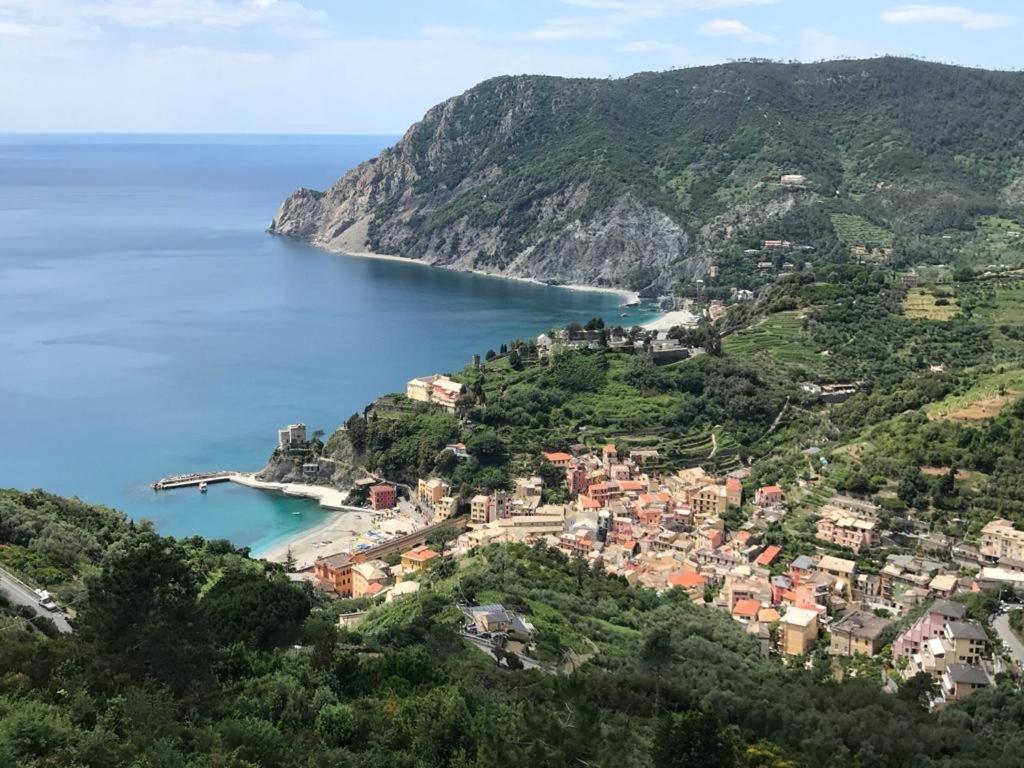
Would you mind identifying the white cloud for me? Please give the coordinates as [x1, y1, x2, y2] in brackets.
[696, 18, 773, 42]
[617, 39, 661, 51]
[880, 4, 1016, 31]
[79, 0, 330, 35]
[526, 17, 628, 41]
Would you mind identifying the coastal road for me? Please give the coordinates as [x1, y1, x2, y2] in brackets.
[992, 612, 1024, 667]
[0, 566, 72, 634]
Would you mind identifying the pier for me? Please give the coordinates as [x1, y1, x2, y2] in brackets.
[152, 471, 239, 490]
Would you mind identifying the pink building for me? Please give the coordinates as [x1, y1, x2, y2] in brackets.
[369, 484, 397, 510]
[755, 485, 783, 506]
[893, 599, 967, 660]
[566, 466, 590, 495]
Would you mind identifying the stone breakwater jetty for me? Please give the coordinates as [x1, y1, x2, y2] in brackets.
[152, 471, 238, 490]
[152, 470, 353, 510]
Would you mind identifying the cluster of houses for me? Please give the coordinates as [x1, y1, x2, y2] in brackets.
[313, 543, 441, 601]
[406, 374, 463, 412]
[536, 328, 703, 364]
[306, 432, 1011, 697]
[892, 599, 993, 703]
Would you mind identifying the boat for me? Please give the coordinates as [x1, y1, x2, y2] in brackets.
[199, 481, 208, 493]
[292, 510, 301, 515]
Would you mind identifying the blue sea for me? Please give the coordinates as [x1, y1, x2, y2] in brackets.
[0, 134, 652, 553]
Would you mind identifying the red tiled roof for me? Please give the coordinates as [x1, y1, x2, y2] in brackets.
[759, 485, 782, 494]
[726, 476, 742, 491]
[578, 494, 600, 509]
[669, 571, 705, 589]
[732, 598, 761, 618]
[755, 545, 782, 566]
[403, 546, 439, 562]
[366, 582, 383, 595]
[619, 480, 646, 492]
[544, 452, 573, 462]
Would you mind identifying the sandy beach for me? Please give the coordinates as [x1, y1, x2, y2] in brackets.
[642, 308, 700, 332]
[329, 246, 641, 305]
[255, 508, 373, 568]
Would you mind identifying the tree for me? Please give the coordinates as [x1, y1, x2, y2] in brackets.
[426, 523, 462, 555]
[284, 547, 296, 572]
[898, 672, 938, 710]
[485, 349, 496, 361]
[641, 626, 675, 714]
[508, 348, 523, 370]
[653, 710, 736, 768]
[79, 530, 212, 694]
[199, 568, 311, 651]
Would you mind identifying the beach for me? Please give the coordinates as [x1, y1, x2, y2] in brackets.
[642, 308, 700, 332]
[328, 246, 641, 305]
[255, 508, 373, 568]
[232, 473, 430, 567]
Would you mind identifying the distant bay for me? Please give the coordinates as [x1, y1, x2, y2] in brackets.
[0, 134, 654, 552]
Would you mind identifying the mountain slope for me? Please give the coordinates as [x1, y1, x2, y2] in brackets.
[271, 57, 1024, 291]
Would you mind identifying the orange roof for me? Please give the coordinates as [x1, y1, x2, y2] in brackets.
[621, 539, 637, 552]
[759, 485, 782, 494]
[755, 545, 782, 566]
[366, 582, 383, 595]
[602, 443, 616, 453]
[578, 494, 600, 509]
[735, 530, 752, 544]
[544, 451, 573, 462]
[758, 607, 780, 623]
[619, 480, 646, 492]
[668, 571, 705, 589]
[732, 598, 761, 618]
[726, 476, 742, 491]
[402, 546, 439, 562]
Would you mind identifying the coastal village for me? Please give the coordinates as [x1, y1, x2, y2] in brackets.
[287, 354, 1024, 706]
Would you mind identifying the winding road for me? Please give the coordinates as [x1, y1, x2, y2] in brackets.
[0, 566, 72, 634]
[992, 612, 1024, 666]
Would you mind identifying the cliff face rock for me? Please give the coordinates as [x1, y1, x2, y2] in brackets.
[271, 58, 1024, 291]
[257, 430, 366, 490]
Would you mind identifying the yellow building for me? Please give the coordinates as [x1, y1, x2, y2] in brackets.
[829, 610, 891, 657]
[780, 607, 819, 656]
[981, 518, 1024, 561]
[417, 477, 449, 507]
[691, 484, 728, 517]
[470, 494, 491, 524]
[400, 545, 440, 574]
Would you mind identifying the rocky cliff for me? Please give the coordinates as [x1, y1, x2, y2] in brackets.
[271, 58, 1024, 292]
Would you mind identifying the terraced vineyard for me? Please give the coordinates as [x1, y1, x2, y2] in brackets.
[829, 213, 893, 251]
[723, 311, 824, 371]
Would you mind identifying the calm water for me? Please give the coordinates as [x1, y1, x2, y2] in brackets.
[0, 134, 651, 553]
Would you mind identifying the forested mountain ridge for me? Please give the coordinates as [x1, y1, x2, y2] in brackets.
[271, 57, 1024, 292]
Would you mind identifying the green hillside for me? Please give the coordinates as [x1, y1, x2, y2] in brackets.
[378, 57, 1024, 269]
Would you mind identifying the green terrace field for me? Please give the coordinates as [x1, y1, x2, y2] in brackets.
[902, 288, 958, 320]
[722, 310, 825, 372]
[923, 365, 1024, 422]
[830, 212, 894, 254]
[468, 350, 748, 472]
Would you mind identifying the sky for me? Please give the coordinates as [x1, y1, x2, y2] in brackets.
[0, 1, 1021, 133]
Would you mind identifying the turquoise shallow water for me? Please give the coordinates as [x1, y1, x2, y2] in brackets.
[0, 134, 655, 552]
